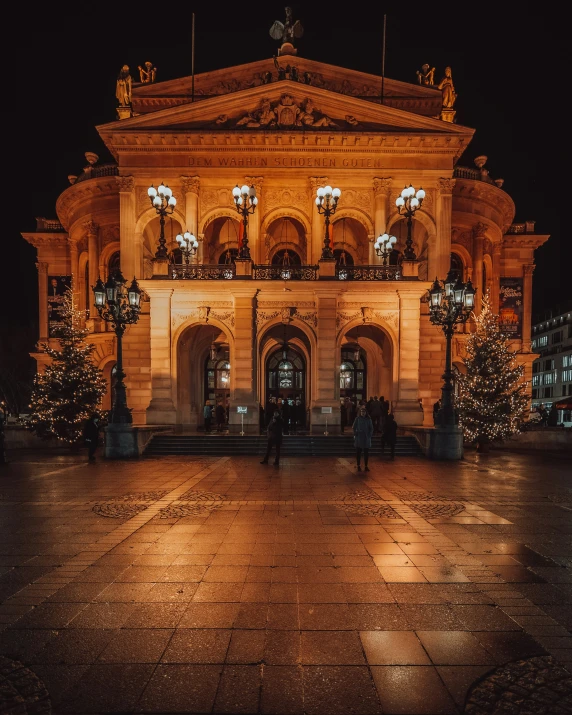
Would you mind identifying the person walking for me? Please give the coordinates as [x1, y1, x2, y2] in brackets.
[381, 413, 398, 460]
[215, 401, 226, 432]
[353, 405, 373, 472]
[83, 413, 101, 463]
[203, 401, 213, 433]
[370, 396, 382, 433]
[380, 395, 390, 433]
[261, 409, 284, 466]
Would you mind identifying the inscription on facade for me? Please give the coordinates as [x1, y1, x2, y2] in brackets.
[189, 155, 386, 169]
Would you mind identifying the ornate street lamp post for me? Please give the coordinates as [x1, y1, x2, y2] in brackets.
[232, 184, 258, 259]
[428, 271, 476, 426]
[374, 233, 397, 265]
[176, 231, 199, 264]
[395, 184, 425, 260]
[148, 182, 177, 258]
[315, 185, 341, 259]
[92, 271, 142, 424]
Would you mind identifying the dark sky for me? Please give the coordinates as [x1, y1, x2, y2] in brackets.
[5, 5, 568, 360]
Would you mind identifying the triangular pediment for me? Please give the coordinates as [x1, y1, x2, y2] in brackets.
[100, 81, 471, 140]
[130, 56, 444, 118]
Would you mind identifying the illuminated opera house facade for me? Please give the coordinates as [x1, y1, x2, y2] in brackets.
[24, 46, 547, 434]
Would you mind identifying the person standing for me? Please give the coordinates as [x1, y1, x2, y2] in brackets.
[340, 398, 348, 433]
[83, 413, 101, 463]
[353, 405, 373, 472]
[381, 413, 398, 460]
[433, 399, 441, 425]
[370, 396, 382, 433]
[215, 401, 226, 432]
[261, 410, 284, 466]
[203, 401, 213, 433]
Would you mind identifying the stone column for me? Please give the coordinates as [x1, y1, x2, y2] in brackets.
[85, 220, 100, 324]
[68, 240, 79, 299]
[473, 222, 486, 315]
[393, 287, 425, 426]
[435, 178, 455, 279]
[116, 176, 137, 277]
[311, 294, 339, 433]
[36, 261, 49, 342]
[181, 176, 200, 263]
[492, 242, 502, 314]
[229, 292, 258, 433]
[146, 287, 177, 424]
[244, 176, 263, 264]
[310, 177, 328, 265]
[522, 264, 535, 350]
[373, 178, 392, 264]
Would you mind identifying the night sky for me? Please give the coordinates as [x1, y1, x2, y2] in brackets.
[4, 6, 568, 380]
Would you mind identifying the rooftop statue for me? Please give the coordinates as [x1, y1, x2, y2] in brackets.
[416, 63, 435, 86]
[138, 61, 157, 84]
[116, 65, 132, 107]
[269, 7, 304, 56]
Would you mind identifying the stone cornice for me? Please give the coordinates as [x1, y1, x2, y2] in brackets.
[56, 178, 119, 231]
[454, 179, 515, 233]
[502, 235, 550, 249]
[22, 232, 68, 248]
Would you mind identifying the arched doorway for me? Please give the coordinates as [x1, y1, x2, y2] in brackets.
[271, 249, 302, 265]
[205, 351, 231, 412]
[266, 346, 306, 433]
[340, 348, 366, 402]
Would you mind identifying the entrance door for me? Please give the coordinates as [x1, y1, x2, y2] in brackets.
[266, 347, 306, 431]
[339, 348, 366, 403]
[205, 355, 231, 416]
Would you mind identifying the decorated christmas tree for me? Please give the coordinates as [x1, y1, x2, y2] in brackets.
[28, 288, 107, 444]
[456, 294, 529, 450]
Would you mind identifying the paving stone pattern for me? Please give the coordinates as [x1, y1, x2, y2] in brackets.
[0, 449, 570, 714]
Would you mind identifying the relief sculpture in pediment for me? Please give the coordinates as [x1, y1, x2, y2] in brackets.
[235, 94, 338, 129]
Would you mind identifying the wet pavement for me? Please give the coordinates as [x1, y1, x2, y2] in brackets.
[0, 449, 570, 714]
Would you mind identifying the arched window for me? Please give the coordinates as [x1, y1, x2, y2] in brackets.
[108, 251, 121, 277]
[340, 348, 366, 401]
[450, 253, 463, 281]
[218, 248, 238, 264]
[271, 249, 302, 265]
[333, 249, 354, 265]
[205, 354, 231, 407]
[267, 347, 305, 401]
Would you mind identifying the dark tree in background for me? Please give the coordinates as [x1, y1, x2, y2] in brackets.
[457, 295, 529, 452]
[27, 288, 107, 444]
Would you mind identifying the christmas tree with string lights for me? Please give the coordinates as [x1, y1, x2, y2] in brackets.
[27, 287, 107, 444]
[456, 294, 529, 450]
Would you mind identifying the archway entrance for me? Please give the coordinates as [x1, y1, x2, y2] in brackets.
[266, 346, 306, 433]
[340, 324, 393, 406]
[340, 348, 366, 402]
[204, 352, 231, 410]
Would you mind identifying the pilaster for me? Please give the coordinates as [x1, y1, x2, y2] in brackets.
[85, 220, 100, 326]
[310, 177, 328, 265]
[229, 292, 258, 433]
[36, 261, 49, 343]
[473, 222, 486, 315]
[435, 178, 455, 279]
[181, 175, 200, 264]
[146, 287, 176, 424]
[373, 178, 392, 264]
[311, 293, 339, 432]
[116, 176, 137, 278]
[394, 287, 426, 426]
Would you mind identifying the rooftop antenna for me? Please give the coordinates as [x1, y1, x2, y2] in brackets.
[380, 14, 387, 105]
[191, 13, 196, 102]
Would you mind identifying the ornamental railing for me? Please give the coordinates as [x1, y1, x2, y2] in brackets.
[336, 265, 401, 281]
[253, 264, 319, 280]
[169, 264, 235, 280]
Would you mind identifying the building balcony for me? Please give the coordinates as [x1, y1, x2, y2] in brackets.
[166, 263, 402, 281]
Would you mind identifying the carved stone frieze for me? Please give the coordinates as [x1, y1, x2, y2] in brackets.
[258, 301, 315, 308]
[180, 175, 200, 194]
[338, 190, 371, 211]
[198, 306, 210, 322]
[309, 177, 328, 192]
[116, 175, 134, 192]
[336, 311, 362, 331]
[137, 187, 151, 216]
[453, 229, 473, 252]
[200, 188, 233, 215]
[102, 225, 120, 246]
[373, 178, 392, 195]
[171, 309, 199, 331]
[244, 176, 264, 193]
[235, 95, 337, 129]
[294, 309, 318, 329]
[264, 189, 308, 211]
[373, 310, 399, 330]
[210, 310, 235, 328]
[438, 178, 456, 193]
[256, 309, 281, 329]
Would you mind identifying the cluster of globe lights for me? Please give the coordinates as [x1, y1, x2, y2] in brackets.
[395, 184, 425, 210]
[176, 231, 199, 256]
[315, 185, 341, 206]
[147, 182, 177, 209]
[232, 184, 258, 207]
[374, 232, 397, 259]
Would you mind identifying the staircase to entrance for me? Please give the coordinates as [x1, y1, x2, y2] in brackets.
[144, 433, 422, 457]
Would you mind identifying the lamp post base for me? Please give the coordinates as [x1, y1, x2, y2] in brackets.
[427, 425, 464, 460]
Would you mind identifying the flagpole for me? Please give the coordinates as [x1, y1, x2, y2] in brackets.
[191, 12, 196, 102]
[381, 14, 387, 105]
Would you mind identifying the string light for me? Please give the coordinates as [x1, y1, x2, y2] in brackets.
[457, 294, 529, 446]
[27, 287, 107, 444]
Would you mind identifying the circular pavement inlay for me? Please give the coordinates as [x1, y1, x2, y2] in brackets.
[339, 503, 401, 518]
[408, 502, 466, 518]
[391, 490, 455, 501]
[464, 655, 572, 714]
[0, 655, 51, 714]
[178, 489, 225, 501]
[158, 503, 222, 519]
[92, 502, 149, 519]
[341, 488, 383, 502]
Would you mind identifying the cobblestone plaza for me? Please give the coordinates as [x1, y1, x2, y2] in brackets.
[0, 450, 571, 714]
